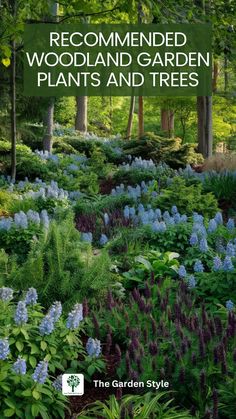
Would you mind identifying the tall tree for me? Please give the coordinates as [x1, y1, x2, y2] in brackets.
[138, 0, 144, 138]
[75, 96, 88, 133]
[161, 109, 174, 137]
[43, 1, 59, 153]
[195, 0, 213, 158]
[10, 0, 16, 181]
[126, 96, 135, 138]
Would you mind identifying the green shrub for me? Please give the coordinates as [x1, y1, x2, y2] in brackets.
[53, 140, 77, 154]
[154, 177, 218, 217]
[0, 190, 16, 212]
[203, 171, 236, 208]
[122, 132, 203, 168]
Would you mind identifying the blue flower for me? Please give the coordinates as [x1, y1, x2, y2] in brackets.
[154, 208, 161, 219]
[32, 361, 48, 384]
[194, 260, 204, 273]
[86, 337, 101, 357]
[152, 221, 167, 233]
[48, 301, 62, 323]
[223, 256, 234, 272]
[180, 215, 188, 223]
[0, 218, 13, 231]
[103, 213, 109, 225]
[214, 212, 223, 225]
[14, 301, 28, 325]
[194, 224, 207, 238]
[14, 211, 28, 229]
[27, 210, 40, 225]
[25, 288, 38, 305]
[226, 243, 235, 257]
[0, 287, 13, 302]
[213, 256, 222, 272]
[140, 212, 149, 225]
[190, 233, 198, 246]
[138, 203, 144, 213]
[12, 356, 26, 375]
[148, 209, 155, 221]
[81, 232, 93, 243]
[99, 234, 108, 246]
[129, 207, 136, 218]
[178, 265, 187, 278]
[163, 211, 170, 221]
[226, 300, 234, 311]
[123, 206, 130, 219]
[208, 219, 218, 233]
[174, 213, 181, 224]
[199, 238, 208, 253]
[39, 314, 54, 336]
[66, 303, 83, 330]
[171, 205, 178, 215]
[52, 375, 62, 391]
[227, 218, 235, 231]
[0, 338, 10, 360]
[40, 210, 50, 229]
[188, 275, 196, 289]
[193, 213, 204, 224]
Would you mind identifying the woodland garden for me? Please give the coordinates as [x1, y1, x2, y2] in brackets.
[0, 0, 236, 418]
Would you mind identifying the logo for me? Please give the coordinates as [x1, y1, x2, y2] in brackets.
[62, 374, 84, 396]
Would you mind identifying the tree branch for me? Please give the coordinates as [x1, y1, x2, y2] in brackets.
[26, 6, 120, 24]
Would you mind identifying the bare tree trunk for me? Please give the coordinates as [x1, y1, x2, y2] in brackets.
[43, 98, 54, 153]
[10, 38, 16, 181]
[197, 96, 212, 158]
[126, 96, 135, 139]
[224, 55, 228, 94]
[212, 60, 218, 93]
[42, 1, 58, 152]
[10, 0, 17, 181]
[75, 96, 88, 133]
[138, 96, 144, 138]
[161, 109, 174, 137]
[193, 0, 213, 158]
[137, 0, 144, 139]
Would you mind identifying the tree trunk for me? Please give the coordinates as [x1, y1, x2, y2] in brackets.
[161, 109, 174, 137]
[10, 38, 16, 181]
[43, 98, 54, 153]
[137, 0, 144, 139]
[126, 96, 135, 139]
[10, 0, 17, 181]
[212, 60, 218, 93]
[197, 96, 212, 158]
[193, 0, 213, 158]
[42, 1, 58, 152]
[224, 55, 228, 94]
[75, 96, 88, 133]
[138, 96, 144, 138]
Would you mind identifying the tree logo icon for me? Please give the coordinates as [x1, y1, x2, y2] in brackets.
[67, 375, 81, 393]
[62, 373, 84, 396]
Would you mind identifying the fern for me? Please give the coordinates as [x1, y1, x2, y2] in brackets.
[0, 215, 113, 310]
